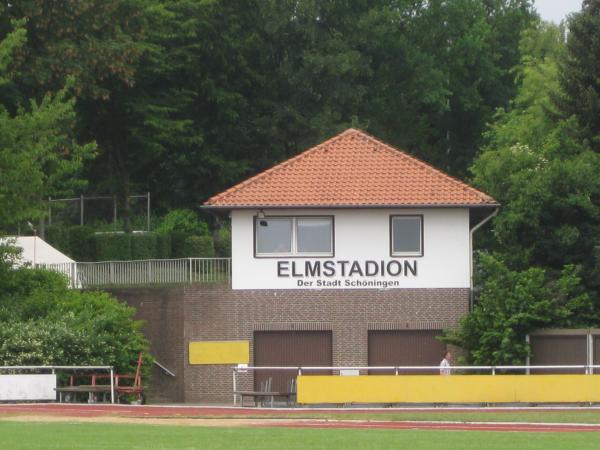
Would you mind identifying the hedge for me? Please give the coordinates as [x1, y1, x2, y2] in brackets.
[183, 235, 215, 257]
[170, 231, 190, 258]
[68, 225, 95, 261]
[214, 227, 231, 257]
[156, 233, 172, 259]
[131, 233, 158, 260]
[46, 224, 69, 256]
[93, 233, 131, 261]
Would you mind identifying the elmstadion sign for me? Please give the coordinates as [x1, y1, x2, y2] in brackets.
[277, 259, 418, 288]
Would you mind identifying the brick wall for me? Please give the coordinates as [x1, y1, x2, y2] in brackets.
[107, 288, 185, 403]
[110, 285, 469, 403]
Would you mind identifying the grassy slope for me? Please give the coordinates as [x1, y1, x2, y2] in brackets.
[1, 422, 600, 450]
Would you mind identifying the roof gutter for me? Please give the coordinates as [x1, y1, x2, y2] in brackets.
[469, 207, 499, 312]
[201, 203, 500, 211]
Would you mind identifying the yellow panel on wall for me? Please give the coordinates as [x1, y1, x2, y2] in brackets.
[297, 375, 600, 404]
[189, 341, 249, 365]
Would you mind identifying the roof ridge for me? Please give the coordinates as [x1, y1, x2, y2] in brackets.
[206, 129, 355, 205]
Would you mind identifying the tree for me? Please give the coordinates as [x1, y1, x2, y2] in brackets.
[556, 0, 600, 152]
[444, 253, 592, 365]
[471, 22, 600, 302]
[0, 21, 95, 231]
[0, 1, 538, 218]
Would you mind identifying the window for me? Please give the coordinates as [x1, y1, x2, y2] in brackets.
[390, 215, 423, 257]
[255, 216, 333, 257]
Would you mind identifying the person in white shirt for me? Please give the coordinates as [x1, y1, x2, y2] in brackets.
[440, 350, 451, 375]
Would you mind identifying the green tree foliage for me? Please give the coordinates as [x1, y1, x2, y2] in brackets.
[0, 245, 149, 373]
[556, 0, 600, 151]
[0, 20, 95, 231]
[1, 1, 537, 215]
[459, 19, 600, 362]
[445, 254, 592, 364]
[472, 22, 600, 296]
[1, 1, 145, 101]
[155, 209, 209, 236]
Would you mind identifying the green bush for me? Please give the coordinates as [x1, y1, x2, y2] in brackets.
[0, 246, 151, 375]
[215, 226, 231, 257]
[183, 235, 215, 257]
[94, 233, 131, 261]
[131, 232, 158, 260]
[46, 224, 70, 255]
[170, 231, 190, 258]
[68, 225, 95, 261]
[156, 233, 172, 259]
[156, 209, 209, 235]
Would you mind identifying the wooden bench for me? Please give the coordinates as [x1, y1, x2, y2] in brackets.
[55, 353, 144, 404]
[55, 384, 112, 403]
[235, 377, 296, 407]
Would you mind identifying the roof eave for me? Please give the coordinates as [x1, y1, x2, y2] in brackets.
[201, 202, 501, 211]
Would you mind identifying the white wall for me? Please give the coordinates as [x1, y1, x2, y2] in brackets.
[0, 374, 57, 401]
[231, 208, 470, 290]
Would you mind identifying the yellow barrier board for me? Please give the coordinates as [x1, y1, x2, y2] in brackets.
[297, 375, 600, 404]
[188, 341, 249, 365]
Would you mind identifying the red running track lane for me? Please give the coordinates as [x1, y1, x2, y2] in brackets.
[4, 403, 600, 417]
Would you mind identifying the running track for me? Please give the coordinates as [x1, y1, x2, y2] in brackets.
[1, 404, 600, 433]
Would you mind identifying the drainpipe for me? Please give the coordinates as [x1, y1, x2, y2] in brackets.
[469, 207, 499, 311]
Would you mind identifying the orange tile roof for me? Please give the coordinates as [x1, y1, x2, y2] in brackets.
[205, 128, 498, 208]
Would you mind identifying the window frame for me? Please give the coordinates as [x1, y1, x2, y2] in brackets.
[254, 215, 335, 258]
[389, 214, 424, 258]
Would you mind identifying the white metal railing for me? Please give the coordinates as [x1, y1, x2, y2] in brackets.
[0, 365, 115, 403]
[38, 258, 231, 288]
[231, 365, 600, 405]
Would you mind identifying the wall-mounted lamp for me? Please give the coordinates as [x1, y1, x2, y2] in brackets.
[258, 209, 268, 227]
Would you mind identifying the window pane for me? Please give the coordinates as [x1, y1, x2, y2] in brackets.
[297, 218, 332, 253]
[256, 218, 292, 253]
[392, 216, 421, 254]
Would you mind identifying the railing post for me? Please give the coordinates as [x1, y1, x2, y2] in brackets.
[492, 366, 495, 375]
[110, 262, 114, 285]
[233, 369, 237, 406]
[110, 367, 115, 404]
[189, 258, 193, 284]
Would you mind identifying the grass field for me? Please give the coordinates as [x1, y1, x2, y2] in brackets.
[1, 422, 600, 450]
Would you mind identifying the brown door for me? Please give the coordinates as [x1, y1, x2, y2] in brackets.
[530, 335, 587, 374]
[254, 331, 332, 392]
[368, 330, 445, 374]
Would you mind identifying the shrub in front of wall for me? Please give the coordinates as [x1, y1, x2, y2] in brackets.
[214, 226, 231, 257]
[183, 235, 215, 257]
[46, 224, 70, 255]
[170, 231, 190, 258]
[94, 232, 131, 261]
[68, 225, 95, 261]
[131, 232, 158, 260]
[156, 233, 172, 259]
